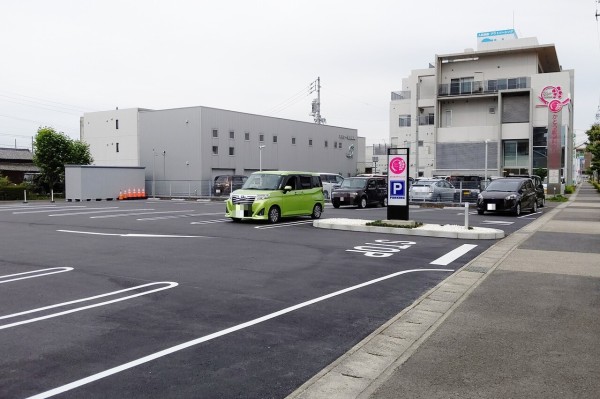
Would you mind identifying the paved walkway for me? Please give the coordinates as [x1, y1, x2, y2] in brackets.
[288, 181, 600, 399]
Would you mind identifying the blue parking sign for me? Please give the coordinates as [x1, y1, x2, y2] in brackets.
[389, 179, 406, 199]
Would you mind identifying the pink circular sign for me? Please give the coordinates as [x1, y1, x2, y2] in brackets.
[389, 157, 406, 174]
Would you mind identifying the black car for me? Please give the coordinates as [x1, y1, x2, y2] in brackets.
[331, 176, 387, 208]
[508, 174, 545, 207]
[212, 175, 248, 196]
[477, 177, 538, 216]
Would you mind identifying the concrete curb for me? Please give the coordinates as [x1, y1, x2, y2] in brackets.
[313, 219, 504, 240]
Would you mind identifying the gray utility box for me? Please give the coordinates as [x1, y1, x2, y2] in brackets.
[65, 165, 145, 201]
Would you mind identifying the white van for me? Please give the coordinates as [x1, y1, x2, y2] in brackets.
[319, 173, 344, 200]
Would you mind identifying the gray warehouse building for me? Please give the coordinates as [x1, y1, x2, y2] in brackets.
[81, 106, 364, 197]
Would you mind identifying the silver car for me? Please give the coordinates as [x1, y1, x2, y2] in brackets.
[409, 179, 455, 202]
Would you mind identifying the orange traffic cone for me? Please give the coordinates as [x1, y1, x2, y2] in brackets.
[118, 190, 124, 200]
[136, 188, 141, 198]
[127, 188, 132, 199]
[141, 188, 146, 198]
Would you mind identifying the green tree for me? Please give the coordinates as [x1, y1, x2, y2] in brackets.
[33, 127, 93, 191]
[585, 124, 600, 175]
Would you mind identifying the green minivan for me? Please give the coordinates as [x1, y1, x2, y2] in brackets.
[225, 171, 325, 223]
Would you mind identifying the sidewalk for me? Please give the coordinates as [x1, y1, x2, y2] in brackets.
[288, 181, 600, 399]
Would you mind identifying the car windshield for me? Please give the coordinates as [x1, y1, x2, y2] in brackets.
[241, 173, 284, 190]
[340, 178, 367, 189]
[485, 180, 521, 192]
[215, 176, 228, 183]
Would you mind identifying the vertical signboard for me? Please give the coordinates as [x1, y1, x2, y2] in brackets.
[537, 85, 570, 195]
[387, 148, 409, 220]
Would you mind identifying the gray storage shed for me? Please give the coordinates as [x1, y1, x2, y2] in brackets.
[65, 165, 146, 201]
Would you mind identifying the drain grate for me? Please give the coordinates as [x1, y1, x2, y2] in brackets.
[464, 265, 490, 274]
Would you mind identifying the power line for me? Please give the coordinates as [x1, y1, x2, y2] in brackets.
[262, 84, 312, 115]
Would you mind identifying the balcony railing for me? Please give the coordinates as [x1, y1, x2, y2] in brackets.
[438, 77, 530, 97]
[391, 91, 411, 100]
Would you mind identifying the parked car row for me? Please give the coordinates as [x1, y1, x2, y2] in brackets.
[222, 171, 546, 223]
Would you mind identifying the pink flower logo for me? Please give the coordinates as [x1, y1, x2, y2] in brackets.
[539, 85, 570, 113]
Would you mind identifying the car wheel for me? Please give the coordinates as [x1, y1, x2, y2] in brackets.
[477, 209, 484, 215]
[332, 199, 340, 209]
[531, 201, 538, 213]
[358, 196, 367, 209]
[540, 197, 545, 207]
[311, 203, 323, 219]
[381, 197, 388, 207]
[268, 206, 281, 223]
[514, 202, 521, 216]
[231, 218, 241, 223]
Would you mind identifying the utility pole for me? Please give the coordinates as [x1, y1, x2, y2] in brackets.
[309, 77, 326, 124]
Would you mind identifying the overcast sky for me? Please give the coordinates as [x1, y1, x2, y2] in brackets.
[1, 0, 599, 150]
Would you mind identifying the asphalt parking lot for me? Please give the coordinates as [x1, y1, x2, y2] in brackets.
[0, 199, 549, 398]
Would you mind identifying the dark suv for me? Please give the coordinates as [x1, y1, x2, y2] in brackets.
[331, 176, 387, 208]
[213, 175, 248, 196]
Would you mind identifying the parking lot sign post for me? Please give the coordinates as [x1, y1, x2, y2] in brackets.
[387, 148, 409, 220]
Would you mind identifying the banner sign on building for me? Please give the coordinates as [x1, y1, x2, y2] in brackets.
[537, 85, 570, 190]
[477, 29, 518, 43]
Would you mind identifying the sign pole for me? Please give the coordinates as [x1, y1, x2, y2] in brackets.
[387, 148, 409, 220]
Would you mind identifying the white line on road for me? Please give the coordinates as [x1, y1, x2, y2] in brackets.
[254, 220, 314, 229]
[480, 220, 514, 225]
[57, 230, 207, 238]
[26, 268, 452, 399]
[48, 208, 153, 216]
[0, 282, 178, 330]
[0, 267, 73, 284]
[90, 210, 195, 219]
[12, 206, 88, 214]
[430, 244, 477, 265]
[190, 219, 230, 225]
[138, 212, 224, 221]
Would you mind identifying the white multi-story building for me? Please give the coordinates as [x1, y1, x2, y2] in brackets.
[81, 106, 364, 196]
[390, 31, 574, 189]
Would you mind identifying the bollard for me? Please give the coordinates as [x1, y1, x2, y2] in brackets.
[51, 189, 55, 203]
[464, 202, 469, 229]
[23, 190, 27, 204]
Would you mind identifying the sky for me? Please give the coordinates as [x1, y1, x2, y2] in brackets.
[1, 0, 599, 150]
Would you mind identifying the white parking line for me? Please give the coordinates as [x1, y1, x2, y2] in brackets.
[430, 244, 477, 265]
[25, 268, 452, 399]
[57, 230, 207, 238]
[12, 206, 88, 214]
[480, 220, 514, 225]
[138, 212, 224, 221]
[0, 267, 73, 284]
[254, 220, 314, 229]
[0, 282, 178, 330]
[0, 205, 58, 212]
[90, 210, 195, 219]
[190, 219, 230, 225]
[48, 208, 153, 216]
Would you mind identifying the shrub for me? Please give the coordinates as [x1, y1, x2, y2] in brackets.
[564, 185, 575, 194]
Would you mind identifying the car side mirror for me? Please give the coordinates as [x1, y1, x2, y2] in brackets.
[283, 185, 292, 192]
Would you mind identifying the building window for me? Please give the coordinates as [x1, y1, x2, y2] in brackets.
[245, 132, 250, 141]
[292, 137, 296, 145]
[325, 140, 328, 148]
[115, 119, 119, 130]
[503, 140, 529, 167]
[259, 134, 264, 142]
[273, 135, 278, 143]
[229, 147, 235, 156]
[399, 115, 411, 127]
[309, 139, 313, 146]
[444, 110, 452, 127]
[229, 131, 235, 139]
[116, 143, 119, 152]
[212, 146, 218, 155]
[212, 129, 218, 138]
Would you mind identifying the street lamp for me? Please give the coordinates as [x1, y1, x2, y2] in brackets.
[259, 145, 266, 171]
[162, 150, 166, 195]
[152, 148, 156, 198]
